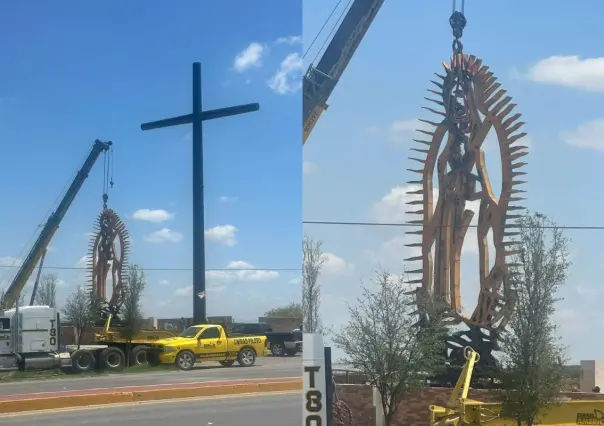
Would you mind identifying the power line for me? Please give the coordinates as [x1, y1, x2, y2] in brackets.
[0, 266, 300, 272]
[304, 220, 604, 230]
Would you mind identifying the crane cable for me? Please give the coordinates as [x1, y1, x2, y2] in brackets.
[452, 0, 465, 14]
[0, 148, 92, 288]
[303, 0, 353, 64]
[101, 144, 114, 208]
[313, 0, 353, 66]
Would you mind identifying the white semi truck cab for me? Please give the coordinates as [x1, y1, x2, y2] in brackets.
[0, 305, 71, 371]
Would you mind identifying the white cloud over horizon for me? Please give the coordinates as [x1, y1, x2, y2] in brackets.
[132, 209, 175, 223]
[234, 42, 265, 72]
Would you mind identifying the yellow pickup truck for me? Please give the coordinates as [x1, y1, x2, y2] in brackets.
[146, 324, 268, 370]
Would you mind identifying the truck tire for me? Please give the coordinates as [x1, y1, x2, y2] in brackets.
[71, 350, 96, 373]
[175, 350, 196, 371]
[130, 346, 149, 366]
[147, 351, 161, 366]
[100, 347, 126, 371]
[270, 342, 284, 356]
[219, 360, 235, 367]
[237, 348, 256, 367]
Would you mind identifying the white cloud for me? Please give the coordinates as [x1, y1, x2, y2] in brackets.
[144, 228, 183, 244]
[288, 276, 302, 285]
[132, 209, 175, 223]
[526, 55, 604, 92]
[275, 35, 302, 45]
[75, 255, 90, 269]
[208, 261, 280, 283]
[173, 261, 278, 297]
[268, 53, 303, 95]
[218, 196, 238, 203]
[320, 253, 353, 275]
[205, 225, 238, 247]
[158, 279, 170, 286]
[303, 161, 318, 175]
[560, 118, 604, 150]
[0, 257, 23, 267]
[234, 42, 265, 72]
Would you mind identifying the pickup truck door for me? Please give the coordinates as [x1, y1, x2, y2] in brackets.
[197, 327, 227, 361]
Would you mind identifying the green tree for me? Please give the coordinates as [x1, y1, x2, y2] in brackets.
[121, 265, 146, 365]
[264, 302, 302, 318]
[500, 212, 570, 425]
[333, 271, 445, 426]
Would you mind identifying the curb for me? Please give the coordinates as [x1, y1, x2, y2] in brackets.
[0, 378, 302, 414]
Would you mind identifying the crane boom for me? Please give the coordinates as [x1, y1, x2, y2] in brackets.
[302, 0, 385, 144]
[3, 139, 112, 308]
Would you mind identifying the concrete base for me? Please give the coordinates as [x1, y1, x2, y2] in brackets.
[580, 360, 604, 392]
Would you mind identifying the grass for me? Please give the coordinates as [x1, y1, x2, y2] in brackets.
[0, 363, 174, 383]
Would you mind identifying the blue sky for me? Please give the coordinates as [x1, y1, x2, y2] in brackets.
[304, 0, 604, 362]
[0, 1, 302, 321]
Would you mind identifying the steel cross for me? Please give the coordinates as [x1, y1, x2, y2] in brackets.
[141, 62, 259, 324]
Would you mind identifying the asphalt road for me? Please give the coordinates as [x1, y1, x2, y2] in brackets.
[0, 356, 301, 396]
[0, 392, 301, 425]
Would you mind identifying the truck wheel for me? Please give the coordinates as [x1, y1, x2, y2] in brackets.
[219, 360, 235, 367]
[175, 350, 196, 371]
[147, 351, 161, 366]
[271, 342, 284, 356]
[100, 347, 126, 371]
[130, 346, 149, 366]
[237, 348, 256, 367]
[71, 350, 96, 373]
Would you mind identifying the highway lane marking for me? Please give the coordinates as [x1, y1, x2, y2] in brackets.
[0, 362, 300, 389]
[0, 390, 300, 419]
[0, 376, 302, 399]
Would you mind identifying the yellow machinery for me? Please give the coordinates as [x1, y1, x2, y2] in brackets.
[92, 314, 176, 365]
[431, 348, 604, 425]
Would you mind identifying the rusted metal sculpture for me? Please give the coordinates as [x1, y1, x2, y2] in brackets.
[405, 7, 528, 381]
[88, 207, 130, 320]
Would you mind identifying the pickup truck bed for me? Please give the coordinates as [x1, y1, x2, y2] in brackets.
[230, 330, 302, 356]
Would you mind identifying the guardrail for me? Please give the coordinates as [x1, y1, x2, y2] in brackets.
[332, 368, 369, 384]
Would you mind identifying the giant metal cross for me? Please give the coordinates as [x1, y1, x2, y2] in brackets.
[141, 62, 259, 324]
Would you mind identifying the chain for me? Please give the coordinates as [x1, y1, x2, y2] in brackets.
[447, 0, 471, 173]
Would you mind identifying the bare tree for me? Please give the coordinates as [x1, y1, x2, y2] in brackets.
[34, 273, 58, 307]
[0, 288, 26, 310]
[302, 235, 324, 333]
[62, 285, 95, 349]
[332, 271, 445, 426]
[500, 212, 570, 425]
[121, 264, 146, 365]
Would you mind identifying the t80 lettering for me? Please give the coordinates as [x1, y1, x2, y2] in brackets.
[304, 365, 323, 426]
[49, 319, 57, 346]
